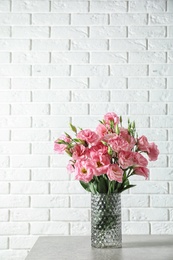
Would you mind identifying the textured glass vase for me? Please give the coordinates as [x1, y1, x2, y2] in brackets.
[91, 193, 122, 248]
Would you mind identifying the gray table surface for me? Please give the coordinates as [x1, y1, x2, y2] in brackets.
[25, 235, 173, 260]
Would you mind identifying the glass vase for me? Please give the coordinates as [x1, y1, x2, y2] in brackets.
[91, 193, 122, 248]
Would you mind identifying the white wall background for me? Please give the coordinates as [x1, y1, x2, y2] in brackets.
[0, 0, 173, 259]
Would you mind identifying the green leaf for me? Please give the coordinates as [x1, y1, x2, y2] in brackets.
[97, 176, 108, 194]
[64, 132, 71, 138]
[115, 124, 120, 134]
[79, 181, 91, 193]
[70, 123, 77, 133]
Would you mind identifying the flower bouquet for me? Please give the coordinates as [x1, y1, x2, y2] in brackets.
[54, 112, 159, 248]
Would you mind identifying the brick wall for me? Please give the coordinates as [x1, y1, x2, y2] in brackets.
[0, 0, 173, 259]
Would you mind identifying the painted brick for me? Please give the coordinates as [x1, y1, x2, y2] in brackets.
[0, 223, 28, 235]
[0, 39, 27, 50]
[12, 0, 49, 12]
[129, 52, 166, 64]
[32, 116, 70, 128]
[0, 195, 29, 208]
[0, 142, 30, 154]
[0, 27, 10, 38]
[150, 168, 173, 181]
[51, 1, 88, 13]
[151, 222, 173, 234]
[52, 26, 88, 39]
[51, 103, 88, 115]
[129, 103, 166, 115]
[129, 26, 166, 38]
[129, 0, 166, 13]
[31, 222, 68, 235]
[0, 0, 10, 12]
[90, 77, 126, 89]
[0, 65, 30, 77]
[12, 26, 49, 39]
[51, 208, 89, 221]
[90, 1, 127, 12]
[91, 52, 127, 64]
[0, 210, 9, 221]
[32, 90, 70, 102]
[168, 77, 173, 89]
[123, 222, 149, 234]
[150, 90, 173, 102]
[11, 155, 49, 168]
[51, 181, 85, 194]
[122, 195, 149, 207]
[168, 51, 173, 63]
[130, 181, 168, 194]
[128, 77, 165, 89]
[0, 78, 10, 89]
[51, 52, 89, 64]
[32, 14, 69, 25]
[149, 39, 173, 51]
[90, 26, 126, 38]
[71, 39, 108, 50]
[71, 222, 90, 235]
[90, 103, 127, 115]
[150, 14, 173, 24]
[32, 169, 69, 181]
[0, 237, 8, 249]
[11, 129, 49, 141]
[12, 52, 50, 64]
[72, 89, 109, 102]
[72, 14, 108, 25]
[32, 39, 69, 51]
[12, 78, 49, 89]
[111, 39, 146, 51]
[111, 14, 147, 25]
[31, 195, 69, 208]
[32, 65, 70, 77]
[111, 65, 147, 76]
[0, 14, 30, 25]
[51, 77, 88, 89]
[72, 65, 108, 77]
[111, 90, 148, 102]
[151, 116, 173, 128]
[70, 195, 91, 208]
[0, 169, 30, 181]
[150, 65, 173, 76]
[0, 250, 27, 260]
[0, 116, 30, 128]
[11, 182, 49, 194]
[151, 195, 173, 207]
[11, 103, 49, 115]
[11, 209, 49, 221]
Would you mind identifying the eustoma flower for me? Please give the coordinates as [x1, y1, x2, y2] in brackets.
[54, 112, 159, 194]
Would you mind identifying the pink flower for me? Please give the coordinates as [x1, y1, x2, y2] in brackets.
[118, 151, 134, 169]
[91, 153, 110, 175]
[77, 129, 99, 145]
[74, 159, 96, 182]
[104, 112, 119, 126]
[108, 135, 130, 153]
[148, 143, 159, 161]
[96, 124, 107, 137]
[133, 152, 148, 167]
[89, 142, 108, 156]
[120, 128, 136, 150]
[67, 161, 75, 173]
[72, 144, 87, 160]
[137, 135, 150, 152]
[134, 167, 149, 179]
[107, 164, 123, 183]
[54, 135, 71, 154]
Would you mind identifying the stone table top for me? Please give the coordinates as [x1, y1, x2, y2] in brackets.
[25, 235, 173, 260]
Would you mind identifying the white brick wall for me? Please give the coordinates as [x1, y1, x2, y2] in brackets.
[0, 0, 172, 259]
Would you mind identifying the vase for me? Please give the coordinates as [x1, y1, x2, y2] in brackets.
[91, 193, 122, 248]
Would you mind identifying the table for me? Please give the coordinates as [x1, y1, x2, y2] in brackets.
[25, 235, 173, 260]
